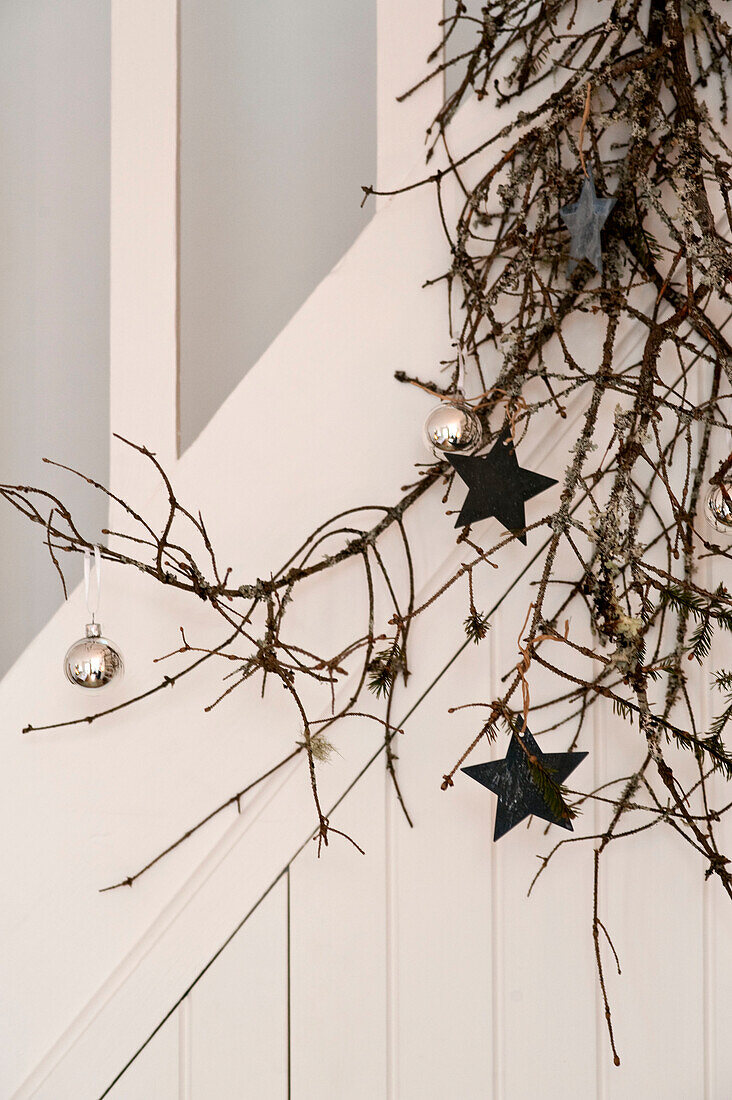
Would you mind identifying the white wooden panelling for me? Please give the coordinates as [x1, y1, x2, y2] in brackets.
[389, 582, 496, 1099]
[4, 30, 453, 1096]
[289, 765, 388, 1099]
[188, 876, 288, 1098]
[22, 303, 725, 1099]
[385, 374, 599, 1097]
[596, 348, 712, 1100]
[602, 815, 705, 1098]
[710, 791, 732, 1100]
[490, 616, 599, 1098]
[600, 686, 707, 1096]
[4, 2, 732, 1098]
[14, 718, 383, 1100]
[106, 1013, 179, 1100]
[703, 370, 732, 1100]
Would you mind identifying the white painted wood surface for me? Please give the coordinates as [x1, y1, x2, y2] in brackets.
[290, 767, 388, 1098]
[1, 3, 730, 1099]
[187, 879, 288, 1097]
[106, 1015, 179, 1100]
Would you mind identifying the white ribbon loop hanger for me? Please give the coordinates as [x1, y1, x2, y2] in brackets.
[83, 545, 102, 625]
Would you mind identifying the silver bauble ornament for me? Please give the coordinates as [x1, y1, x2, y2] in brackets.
[64, 622, 124, 689]
[705, 482, 732, 535]
[423, 400, 482, 455]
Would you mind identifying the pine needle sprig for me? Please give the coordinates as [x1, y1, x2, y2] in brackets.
[367, 641, 405, 698]
[612, 696, 635, 724]
[464, 609, 491, 644]
[673, 727, 732, 780]
[689, 616, 714, 663]
[709, 670, 732, 745]
[660, 585, 732, 663]
[525, 752, 578, 824]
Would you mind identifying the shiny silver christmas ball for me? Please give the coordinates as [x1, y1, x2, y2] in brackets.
[423, 401, 482, 455]
[64, 623, 124, 689]
[706, 482, 732, 535]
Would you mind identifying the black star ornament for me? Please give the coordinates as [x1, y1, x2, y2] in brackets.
[462, 728, 588, 841]
[560, 169, 616, 275]
[447, 428, 557, 543]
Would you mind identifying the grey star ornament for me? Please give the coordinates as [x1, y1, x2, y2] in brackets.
[462, 727, 588, 841]
[560, 169, 616, 275]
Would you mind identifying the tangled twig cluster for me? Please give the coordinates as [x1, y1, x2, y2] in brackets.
[3, 0, 732, 1063]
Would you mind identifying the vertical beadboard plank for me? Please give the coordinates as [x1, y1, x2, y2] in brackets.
[592, 345, 723, 1099]
[490, 621, 505, 1100]
[613, 344, 731, 1097]
[106, 1013, 179, 1100]
[600, 734, 705, 1096]
[703, 692, 730, 1100]
[707, 602, 732, 1100]
[709, 777, 732, 1100]
[387, 389, 604, 1098]
[490, 584, 599, 1100]
[598, 693, 705, 1080]
[695, 349, 714, 1100]
[593, 662, 609, 1100]
[702, 361, 732, 1100]
[599, 343, 707, 1097]
[385, 722, 399, 1100]
[389, 578, 495, 1100]
[187, 876, 288, 1098]
[289, 763, 387, 1099]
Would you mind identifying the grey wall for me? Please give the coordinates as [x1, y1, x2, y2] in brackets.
[0, 1, 110, 677]
[178, 0, 376, 452]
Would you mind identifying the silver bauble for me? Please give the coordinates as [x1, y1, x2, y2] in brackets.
[64, 622, 124, 689]
[706, 482, 732, 535]
[423, 400, 482, 455]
